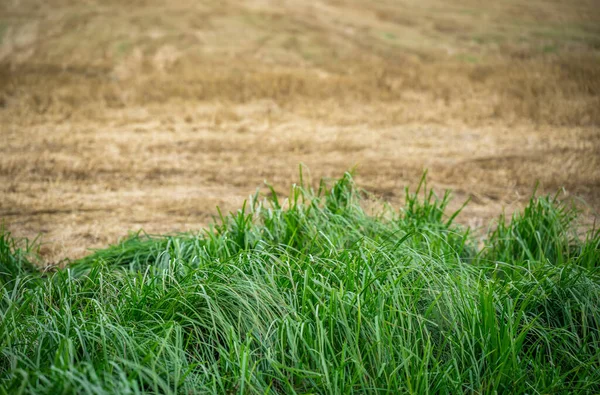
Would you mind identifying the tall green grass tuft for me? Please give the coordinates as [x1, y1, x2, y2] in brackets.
[483, 189, 580, 265]
[0, 225, 39, 287]
[1, 172, 599, 394]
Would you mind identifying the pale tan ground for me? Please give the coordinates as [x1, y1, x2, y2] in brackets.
[1, 0, 599, 264]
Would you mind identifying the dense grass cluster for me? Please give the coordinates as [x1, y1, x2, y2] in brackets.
[1, 172, 599, 394]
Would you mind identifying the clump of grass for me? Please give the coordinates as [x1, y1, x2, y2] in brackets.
[483, 188, 579, 264]
[0, 172, 598, 394]
[0, 225, 39, 287]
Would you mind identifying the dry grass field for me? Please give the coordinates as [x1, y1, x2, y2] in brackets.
[1, 0, 599, 264]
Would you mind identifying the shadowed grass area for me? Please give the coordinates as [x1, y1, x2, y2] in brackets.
[1, 172, 599, 394]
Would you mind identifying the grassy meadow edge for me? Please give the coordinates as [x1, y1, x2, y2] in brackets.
[0, 170, 599, 394]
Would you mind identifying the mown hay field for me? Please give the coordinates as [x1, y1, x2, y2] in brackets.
[1, 0, 599, 263]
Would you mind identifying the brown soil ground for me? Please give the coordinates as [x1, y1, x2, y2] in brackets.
[1, 0, 599, 265]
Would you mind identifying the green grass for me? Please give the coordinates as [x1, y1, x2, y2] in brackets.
[1, 171, 599, 394]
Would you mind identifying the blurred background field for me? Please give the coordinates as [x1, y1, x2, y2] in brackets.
[1, 0, 599, 263]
